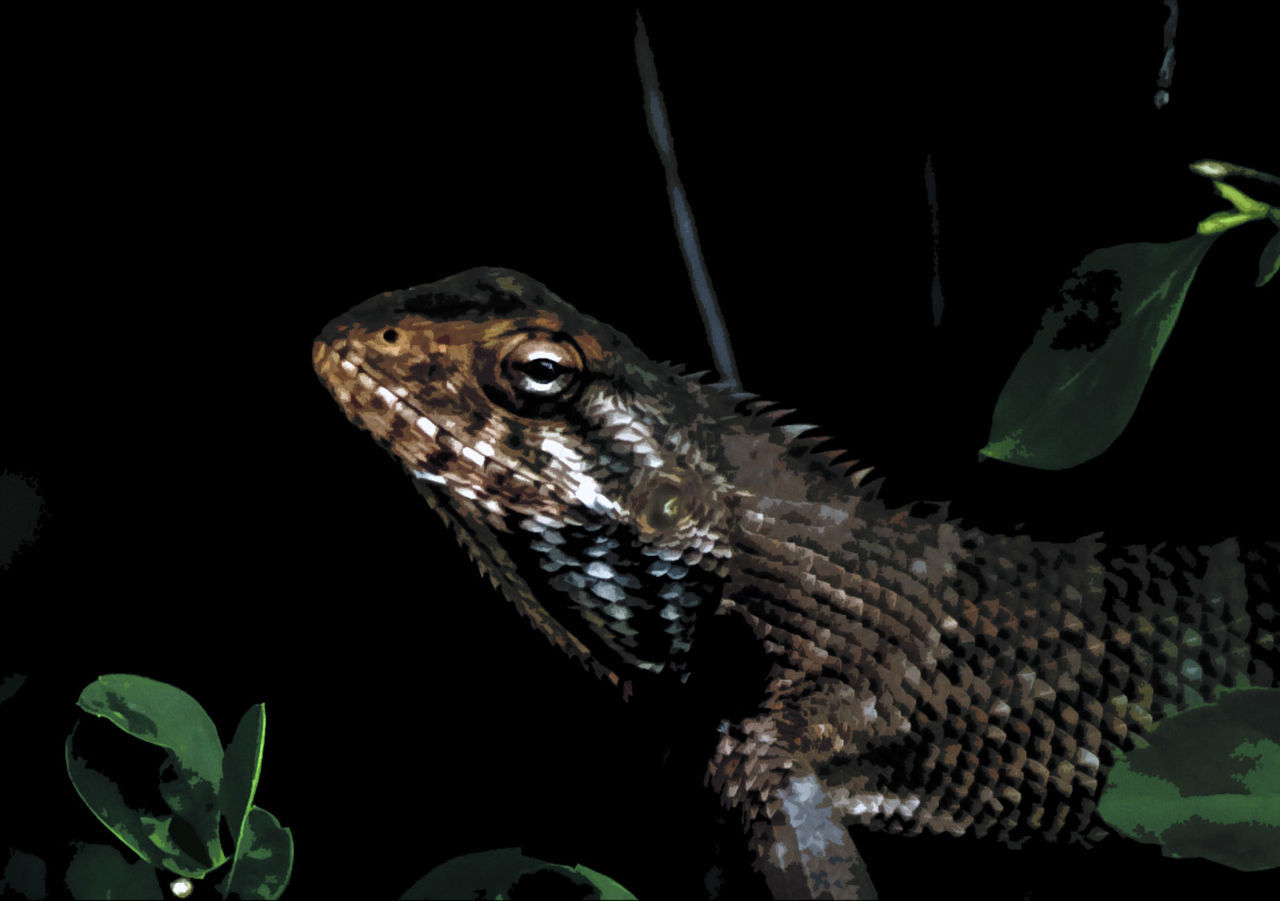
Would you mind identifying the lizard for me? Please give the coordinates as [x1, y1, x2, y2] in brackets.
[312, 266, 1279, 899]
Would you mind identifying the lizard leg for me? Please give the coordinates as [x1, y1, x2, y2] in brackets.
[749, 766, 878, 899]
[709, 719, 877, 899]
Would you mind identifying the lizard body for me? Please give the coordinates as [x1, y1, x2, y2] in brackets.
[313, 267, 1278, 898]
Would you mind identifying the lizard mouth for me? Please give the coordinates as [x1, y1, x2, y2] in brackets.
[313, 338, 526, 508]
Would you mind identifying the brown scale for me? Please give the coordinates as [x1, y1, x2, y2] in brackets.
[314, 268, 1279, 899]
[732, 496, 1278, 860]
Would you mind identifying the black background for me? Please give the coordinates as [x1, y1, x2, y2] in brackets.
[3, 4, 1279, 898]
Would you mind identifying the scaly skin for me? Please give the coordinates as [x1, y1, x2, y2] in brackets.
[313, 267, 1278, 898]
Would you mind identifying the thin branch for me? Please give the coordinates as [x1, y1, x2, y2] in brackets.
[925, 154, 945, 327]
[1153, 0, 1178, 109]
[635, 11, 741, 389]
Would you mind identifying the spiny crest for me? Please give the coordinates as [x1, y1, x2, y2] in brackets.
[723, 388, 879, 492]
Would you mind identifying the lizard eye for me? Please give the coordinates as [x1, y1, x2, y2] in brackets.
[505, 336, 582, 398]
[513, 357, 570, 386]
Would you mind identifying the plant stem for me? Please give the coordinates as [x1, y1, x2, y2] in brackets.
[635, 12, 741, 389]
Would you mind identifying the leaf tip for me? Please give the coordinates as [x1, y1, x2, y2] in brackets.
[1190, 160, 1230, 179]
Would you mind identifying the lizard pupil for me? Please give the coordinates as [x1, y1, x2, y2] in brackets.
[515, 358, 565, 383]
[382, 328, 399, 343]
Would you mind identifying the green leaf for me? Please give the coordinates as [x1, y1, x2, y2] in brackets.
[64, 843, 164, 900]
[75, 674, 223, 786]
[219, 806, 294, 900]
[1198, 210, 1262, 235]
[400, 848, 637, 900]
[0, 672, 28, 707]
[573, 862, 640, 900]
[67, 675, 227, 877]
[1097, 688, 1280, 871]
[1196, 181, 1272, 234]
[1258, 228, 1280, 288]
[981, 233, 1218, 469]
[219, 704, 267, 858]
[2, 848, 47, 900]
[65, 728, 216, 878]
[1214, 180, 1270, 216]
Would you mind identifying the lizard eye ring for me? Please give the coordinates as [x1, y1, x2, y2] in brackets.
[504, 335, 583, 398]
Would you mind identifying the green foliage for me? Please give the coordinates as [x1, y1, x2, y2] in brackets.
[400, 848, 638, 900]
[220, 704, 268, 864]
[1196, 181, 1273, 235]
[2, 849, 49, 900]
[0, 672, 28, 707]
[981, 234, 1216, 469]
[219, 807, 295, 900]
[982, 169, 1278, 469]
[65, 674, 292, 899]
[1097, 687, 1280, 872]
[1195, 177, 1279, 287]
[65, 844, 165, 900]
[1258, 224, 1280, 288]
[66, 674, 227, 878]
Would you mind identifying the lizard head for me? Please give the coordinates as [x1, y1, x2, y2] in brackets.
[313, 267, 736, 685]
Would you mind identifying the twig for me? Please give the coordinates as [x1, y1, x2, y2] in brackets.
[635, 11, 741, 389]
[925, 154, 945, 327]
[1153, 0, 1178, 109]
